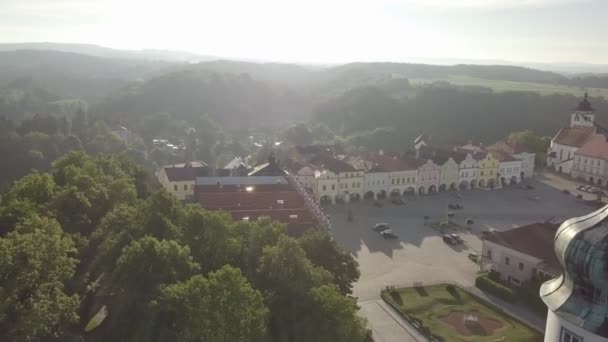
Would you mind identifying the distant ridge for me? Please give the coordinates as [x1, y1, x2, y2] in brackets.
[0, 42, 220, 63]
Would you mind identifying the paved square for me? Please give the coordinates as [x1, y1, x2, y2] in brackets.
[326, 180, 594, 302]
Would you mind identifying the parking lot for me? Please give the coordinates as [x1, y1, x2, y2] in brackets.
[325, 180, 594, 302]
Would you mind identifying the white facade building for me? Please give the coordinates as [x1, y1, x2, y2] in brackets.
[547, 94, 597, 175]
[457, 153, 479, 190]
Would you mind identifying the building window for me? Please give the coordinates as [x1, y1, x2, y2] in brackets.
[322, 185, 326, 191]
[518, 262, 524, 271]
[561, 328, 583, 342]
[487, 250, 492, 260]
[174, 184, 178, 191]
[184, 184, 188, 191]
[505, 257, 510, 265]
[481, 171, 484, 176]
[331, 185, 335, 190]
[352, 182, 356, 188]
[392, 179, 395, 184]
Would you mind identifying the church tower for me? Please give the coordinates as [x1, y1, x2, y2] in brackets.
[570, 92, 596, 131]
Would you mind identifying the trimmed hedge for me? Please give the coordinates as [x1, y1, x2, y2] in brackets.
[475, 274, 516, 302]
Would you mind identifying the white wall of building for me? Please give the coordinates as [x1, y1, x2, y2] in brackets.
[364, 172, 390, 197]
[388, 169, 418, 195]
[545, 310, 608, 342]
[458, 154, 478, 189]
[572, 154, 608, 185]
[514, 152, 535, 179]
[439, 158, 459, 190]
[498, 160, 522, 186]
[481, 240, 541, 286]
[547, 143, 578, 174]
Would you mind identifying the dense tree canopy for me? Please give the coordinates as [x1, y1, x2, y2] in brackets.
[0, 151, 367, 341]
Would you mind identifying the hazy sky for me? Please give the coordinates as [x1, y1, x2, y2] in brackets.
[2, 0, 608, 64]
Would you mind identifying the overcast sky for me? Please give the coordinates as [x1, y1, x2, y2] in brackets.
[2, 0, 607, 64]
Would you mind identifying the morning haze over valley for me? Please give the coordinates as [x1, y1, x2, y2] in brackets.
[2, 1, 608, 342]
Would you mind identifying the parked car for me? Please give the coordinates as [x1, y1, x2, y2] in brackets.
[589, 187, 600, 193]
[583, 186, 592, 192]
[372, 223, 390, 232]
[448, 203, 463, 210]
[450, 234, 464, 244]
[381, 230, 398, 239]
[442, 234, 458, 245]
[576, 185, 586, 191]
[391, 198, 405, 205]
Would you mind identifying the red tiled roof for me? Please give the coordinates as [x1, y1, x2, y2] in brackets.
[488, 139, 535, 154]
[491, 150, 519, 162]
[309, 155, 357, 173]
[575, 134, 608, 160]
[482, 223, 560, 273]
[552, 127, 594, 148]
[163, 163, 210, 182]
[195, 182, 317, 236]
[362, 154, 422, 172]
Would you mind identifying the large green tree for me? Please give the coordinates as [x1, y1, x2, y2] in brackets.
[0, 216, 79, 341]
[299, 230, 360, 295]
[153, 266, 268, 342]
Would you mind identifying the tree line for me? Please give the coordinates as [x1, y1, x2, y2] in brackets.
[0, 151, 367, 342]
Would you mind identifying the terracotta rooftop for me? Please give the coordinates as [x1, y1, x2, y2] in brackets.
[575, 134, 608, 160]
[552, 127, 594, 148]
[195, 182, 317, 236]
[309, 155, 357, 174]
[482, 222, 560, 275]
[491, 150, 520, 162]
[362, 154, 422, 172]
[163, 161, 210, 182]
[487, 139, 535, 155]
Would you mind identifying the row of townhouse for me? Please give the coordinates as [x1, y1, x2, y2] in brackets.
[287, 138, 534, 204]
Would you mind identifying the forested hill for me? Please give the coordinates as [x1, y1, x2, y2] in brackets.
[0, 151, 366, 341]
[0, 50, 178, 102]
[3, 48, 608, 152]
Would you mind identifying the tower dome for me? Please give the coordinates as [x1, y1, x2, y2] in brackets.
[541, 204, 608, 340]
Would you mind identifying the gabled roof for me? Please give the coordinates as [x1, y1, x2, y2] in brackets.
[482, 222, 560, 274]
[575, 134, 608, 160]
[491, 150, 520, 163]
[309, 155, 357, 174]
[361, 154, 422, 172]
[487, 139, 535, 155]
[552, 127, 594, 148]
[163, 161, 210, 182]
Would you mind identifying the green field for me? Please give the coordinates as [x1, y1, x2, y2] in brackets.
[382, 284, 543, 342]
[412, 75, 608, 98]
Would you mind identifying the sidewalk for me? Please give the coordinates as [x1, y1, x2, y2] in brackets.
[359, 300, 424, 342]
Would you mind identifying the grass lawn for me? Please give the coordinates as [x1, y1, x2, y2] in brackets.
[383, 284, 543, 342]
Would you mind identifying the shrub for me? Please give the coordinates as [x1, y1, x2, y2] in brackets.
[475, 275, 516, 302]
[576, 194, 583, 199]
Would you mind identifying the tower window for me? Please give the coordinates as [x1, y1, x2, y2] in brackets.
[560, 328, 583, 342]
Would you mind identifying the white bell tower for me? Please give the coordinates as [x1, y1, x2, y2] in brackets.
[570, 92, 595, 131]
